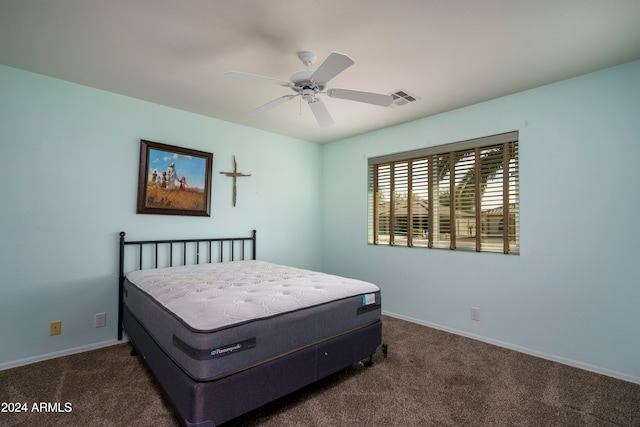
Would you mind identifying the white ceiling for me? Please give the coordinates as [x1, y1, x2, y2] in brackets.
[1, 0, 639, 144]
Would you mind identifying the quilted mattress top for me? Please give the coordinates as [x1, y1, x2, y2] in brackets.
[126, 260, 379, 331]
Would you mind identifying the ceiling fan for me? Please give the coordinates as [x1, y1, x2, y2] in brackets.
[225, 51, 393, 128]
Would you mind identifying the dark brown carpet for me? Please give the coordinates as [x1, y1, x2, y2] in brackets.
[1, 316, 639, 426]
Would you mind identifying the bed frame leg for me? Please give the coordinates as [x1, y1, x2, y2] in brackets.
[363, 343, 389, 367]
[363, 355, 374, 367]
[130, 348, 138, 357]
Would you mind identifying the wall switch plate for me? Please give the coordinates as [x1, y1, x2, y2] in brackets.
[95, 312, 106, 328]
[50, 320, 62, 335]
[470, 306, 480, 321]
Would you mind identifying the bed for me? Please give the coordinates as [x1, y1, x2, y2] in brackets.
[117, 230, 386, 426]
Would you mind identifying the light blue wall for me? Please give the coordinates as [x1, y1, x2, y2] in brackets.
[321, 61, 640, 383]
[0, 65, 321, 367]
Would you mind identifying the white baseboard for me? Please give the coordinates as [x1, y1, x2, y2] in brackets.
[0, 337, 129, 372]
[382, 310, 640, 385]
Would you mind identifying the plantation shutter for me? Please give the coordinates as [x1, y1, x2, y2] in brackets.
[368, 132, 519, 255]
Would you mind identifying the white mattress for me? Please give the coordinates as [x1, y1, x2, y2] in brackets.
[126, 260, 380, 332]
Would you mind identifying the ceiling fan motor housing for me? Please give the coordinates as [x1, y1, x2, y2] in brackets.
[290, 70, 324, 92]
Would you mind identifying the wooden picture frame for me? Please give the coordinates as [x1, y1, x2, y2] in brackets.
[136, 140, 213, 216]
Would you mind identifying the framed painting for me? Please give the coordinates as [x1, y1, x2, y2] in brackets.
[137, 140, 213, 216]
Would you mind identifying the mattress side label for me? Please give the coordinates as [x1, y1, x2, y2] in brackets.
[173, 336, 256, 360]
[209, 338, 257, 358]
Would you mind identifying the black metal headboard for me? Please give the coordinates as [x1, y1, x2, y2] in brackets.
[118, 230, 257, 340]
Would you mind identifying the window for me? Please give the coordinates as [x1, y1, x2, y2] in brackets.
[368, 132, 519, 254]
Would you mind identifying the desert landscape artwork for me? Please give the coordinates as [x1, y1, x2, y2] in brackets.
[137, 140, 212, 216]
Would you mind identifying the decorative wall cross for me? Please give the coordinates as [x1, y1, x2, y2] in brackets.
[219, 156, 251, 206]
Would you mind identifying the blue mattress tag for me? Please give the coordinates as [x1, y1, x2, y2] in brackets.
[362, 293, 376, 306]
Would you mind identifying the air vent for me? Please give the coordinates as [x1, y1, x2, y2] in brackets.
[390, 90, 419, 107]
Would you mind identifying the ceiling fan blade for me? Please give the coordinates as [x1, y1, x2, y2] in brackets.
[326, 88, 393, 107]
[224, 71, 291, 87]
[311, 52, 354, 86]
[248, 95, 297, 116]
[308, 99, 334, 128]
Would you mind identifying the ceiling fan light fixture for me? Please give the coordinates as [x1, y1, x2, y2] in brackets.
[301, 88, 316, 102]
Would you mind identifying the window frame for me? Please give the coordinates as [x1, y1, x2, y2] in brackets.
[368, 131, 519, 255]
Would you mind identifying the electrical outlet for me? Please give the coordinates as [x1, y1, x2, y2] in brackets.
[95, 312, 106, 328]
[50, 320, 62, 335]
[470, 306, 480, 321]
